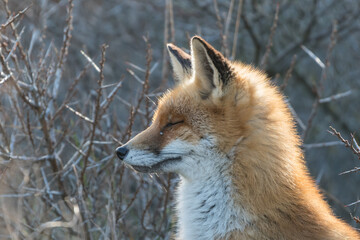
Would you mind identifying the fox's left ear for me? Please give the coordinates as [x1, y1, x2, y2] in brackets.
[167, 43, 192, 83]
[191, 36, 234, 99]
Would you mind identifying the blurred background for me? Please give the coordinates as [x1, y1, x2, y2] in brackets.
[0, 0, 359, 239]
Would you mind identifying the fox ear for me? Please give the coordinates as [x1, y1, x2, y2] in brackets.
[191, 36, 233, 99]
[167, 43, 192, 83]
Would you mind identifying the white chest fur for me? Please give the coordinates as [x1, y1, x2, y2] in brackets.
[176, 162, 252, 240]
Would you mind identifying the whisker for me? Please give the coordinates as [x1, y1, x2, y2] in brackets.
[159, 152, 185, 155]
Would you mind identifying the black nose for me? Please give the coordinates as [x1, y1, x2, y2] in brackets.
[116, 146, 129, 160]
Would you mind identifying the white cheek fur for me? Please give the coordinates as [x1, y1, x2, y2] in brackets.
[124, 138, 252, 240]
[175, 139, 252, 240]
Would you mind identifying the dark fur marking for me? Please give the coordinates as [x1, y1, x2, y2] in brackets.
[200, 199, 206, 208]
[199, 90, 210, 100]
[277, 207, 292, 221]
[200, 204, 216, 214]
[234, 91, 239, 105]
[202, 60, 215, 88]
[167, 44, 192, 72]
[208, 191, 217, 198]
[131, 157, 182, 173]
[192, 36, 235, 86]
[195, 217, 208, 222]
[151, 148, 161, 156]
[260, 214, 279, 230]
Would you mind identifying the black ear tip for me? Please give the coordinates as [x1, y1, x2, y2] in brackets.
[191, 36, 209, 51]
[191, 35, 202, 40]
[167, 43, 175, 51]
[191, 36, 205, 44]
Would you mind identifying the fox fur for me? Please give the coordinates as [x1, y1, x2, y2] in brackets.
[117, 36, 360, 240]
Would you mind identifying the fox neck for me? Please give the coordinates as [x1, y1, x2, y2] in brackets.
[176, 155, 252, 240]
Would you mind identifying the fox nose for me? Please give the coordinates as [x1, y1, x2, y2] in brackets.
[116, 146, 129, 160]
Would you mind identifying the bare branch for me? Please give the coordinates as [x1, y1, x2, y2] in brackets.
[80, 50, 100, 72]
[0, 5, 31, 30]
[319, 90, 352, 103]
[65, 105, 94, 124]
[329, 126, 360, 160]
[301, 45, 325, 69]
[280, 55, 297, 91]
[345, 199, 360, 208]
[81, 44, 108, 184]
[339, 167, 360, 176]
[260, 3, 279, 69]
[231, 0, 244, 60]
[303, 141, 344, 149]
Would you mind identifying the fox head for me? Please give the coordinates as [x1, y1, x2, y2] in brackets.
[116, 36, 294, 180]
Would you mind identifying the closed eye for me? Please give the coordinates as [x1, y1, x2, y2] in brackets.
[163, 120, 184, 129]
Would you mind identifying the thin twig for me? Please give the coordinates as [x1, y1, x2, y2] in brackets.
[81, 44, 108, 185]
[352, 215, 360, 224]
[65, 105, 94, 124]
[100, 76, 125, 114]
[345, 199, 360, 208]
[339, 167, 360, 176]
[231, 0, 244, 60]
[161, 0, 170, 88]
[302, 141, 343, 149]
[280, 55, 297, 91]
[169, 0, 175, 43]
[213, 0, 227, 54]
[319, 90, 352, 103]
[223, 0, 235, 57]
[300, 45, 325, 69]
[286, 101, 306, 130]
[1, 5, 31, 31]
[241, 13, 261, 63]
[143, 36, 152, 125]
[260, 2, 280, 69]
[80, 50, 100, 72]
[302, 21, 338, 141]
[329, 126, 360, 160]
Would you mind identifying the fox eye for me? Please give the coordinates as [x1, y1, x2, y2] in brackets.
[160, 120, 184, 134]
[159, 120, 184, 136]
[164, 120, 184, 129]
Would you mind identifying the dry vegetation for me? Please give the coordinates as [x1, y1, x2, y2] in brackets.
[0, 0, 359, 239]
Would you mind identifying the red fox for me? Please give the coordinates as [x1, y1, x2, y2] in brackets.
[116, 36, 360, 239]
